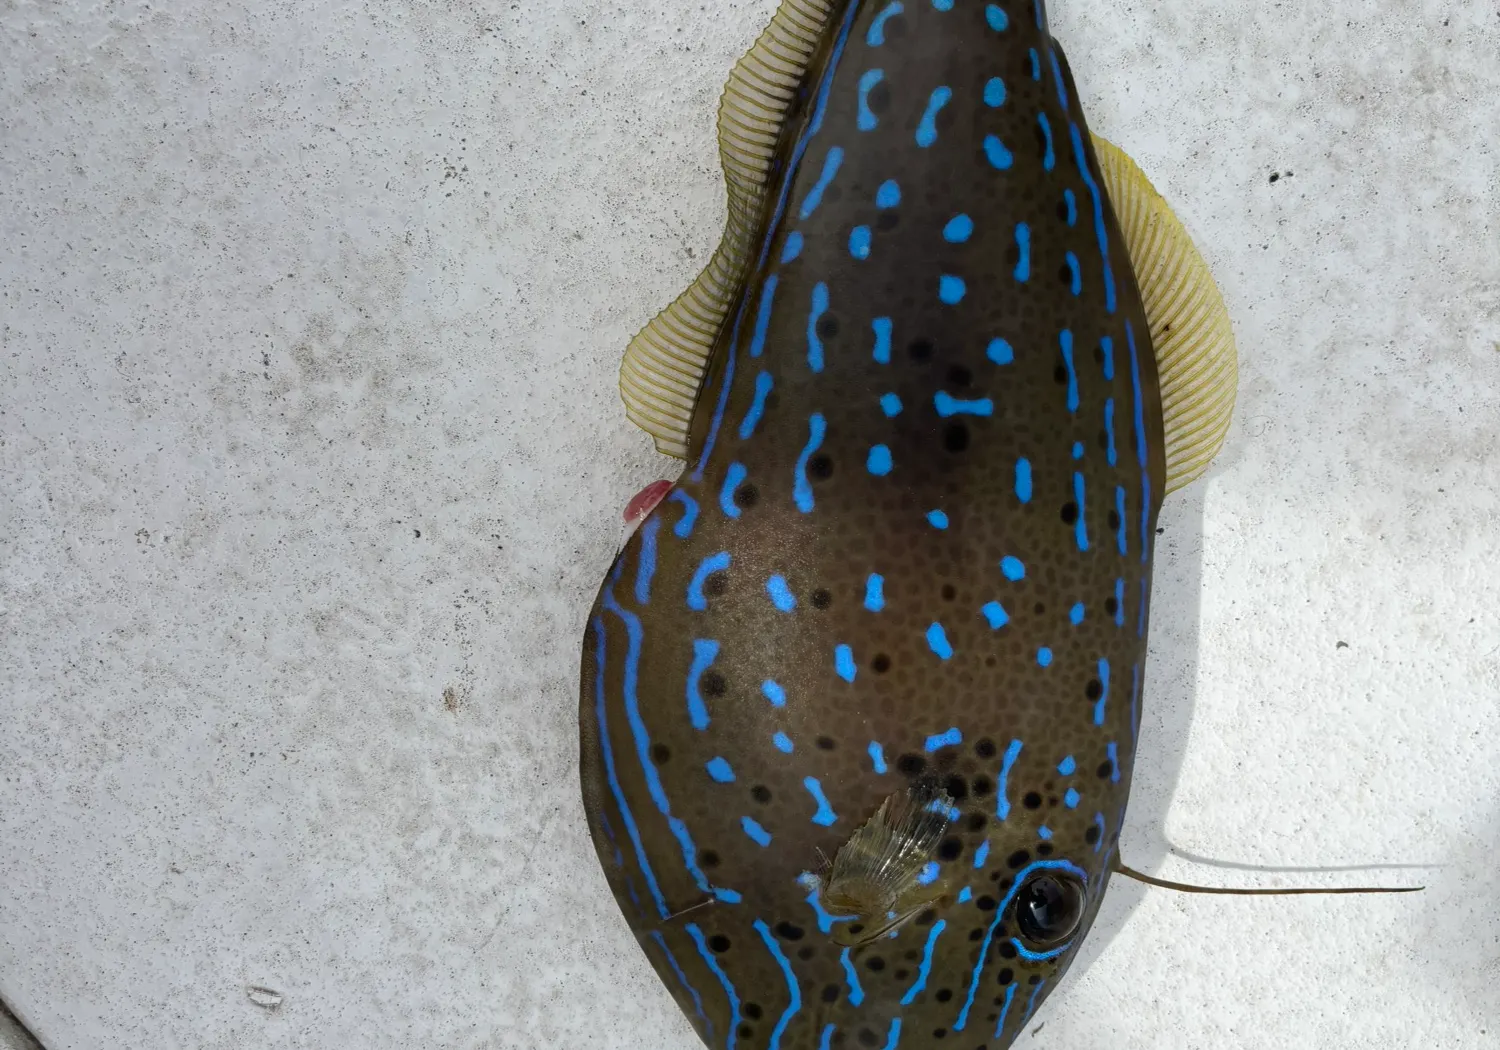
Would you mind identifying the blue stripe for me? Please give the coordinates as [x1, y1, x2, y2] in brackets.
[720, 462, 747, 519]
[880, 392, 903, 417]
[669, 489, 698, 538]
[943, 213, 974, 242]
[934, 392, 994, 417]
[686, 638, 719, 730]
[926, 509, 948, 529]
[750, 275, 778, 358]
[706, 756, 736, 783]
[742, 816, 773, 847]
[849, 225, 872, 259]
[982, 600, 1008, 628]
[882, 1018, 902, 1050]
[867, 444, 893, 475]
[1038, 112, 1055, 170]
[901, 919, 946, 1004]
[691, 0, 861, 481]
[762, 679, 787, 707]
[634, 515, 659, 605]
[1127, 320, 1148, 466]
[987, 337, 1014, 364]
[739, 371, 774, 439]
[1115, 485, 1127, 555]
[983, 76, 1006, 107]
[647, 931, 712, 1041]
[974, 840, 991, 868]
[773, 731, 794, 753]
[753, 918, 802, 1049]
[984, 134, 1013, 169]
[1105, 398, 1117, 465]
[1001, 555, 1025, 580]
[872, 316, 893, 362]
[804, 777, 838, 825]
[801, 880, 856, 933]
[993, 982, 1018, 1039]
[1057, 755, 1076, 775]
[868, 741, 888, 774]
[1115, 577, 1126, 626]
[1065, 250, 1081, 295]
[686, 923, 741, 1050]
[1014, 223, 1030, 281]
[924, 727, 962, 751]
[835, 644, 856, 682]
[1048, 46, 1070, 109]
[687, 551, 731, 611]
[1069, 121, 1117, 313]
[867, 1, 904, 46]
[864, 574, 885, 611]
[985, 3, 1008, 30]
[1015, 458, 1032, 502]
[1060, 328, 1079, 411]
[1101, 333, 1115, 379]
[1093, 811, 1107, 853]
[603, 584, 740, 903]
[767, 574, 797, 612]
[916, 86, 952, 147]
[799, 147, 845, 219]
[926, 622, 953, 659]
[954, 859, 1088, 1032]
[1073, 471, 1088, 551]
[840, 947, 865, 1005]
[793, 413, 826, 513]
[819, 1025, 836, 1050]
[1028, 47, 1040, 80]
[590, 615, 670, 918]
[995, 739, 1023, 820]
[1023, 978, 1048, 1021]
[1107, 741, 1120, 783]
[780, 232, 802, 263]
[1064, 188, 1077, 226]
[876, 181, 901, 208]
[807, 282, 829, 372]
[857, 69, 885, 131]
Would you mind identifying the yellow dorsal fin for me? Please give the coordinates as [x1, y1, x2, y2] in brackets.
[1092, 134, 1239, 493]
[619, 0, 837, 458]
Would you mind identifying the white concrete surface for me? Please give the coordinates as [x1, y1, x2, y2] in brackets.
[2, 1, 1497, 1048]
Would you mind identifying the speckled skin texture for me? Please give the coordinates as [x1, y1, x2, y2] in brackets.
[579, 1, 1166, 1047]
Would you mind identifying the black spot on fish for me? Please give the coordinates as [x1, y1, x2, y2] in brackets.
[1057, 199, 1070, 221]
[650, 743, 671, 764]
[1098, 429, 1110, 450]
[969, 927, 985, 941]
[1007, 849, 1031, 870]
[998, 940, 1019, 959]
[1060, 502, 1079, 525]
[916, 909, 937, 927]
[867, 80, 891, 114]
[816, 735, 836, 751]
[1006, 242, 1020, 267]
[812, 588, 832, 609]
[1033, 602, 1046, 615]
[752, 785, 772, 803]
[1085, 679, 1103, 701]
[897, 752, 927, 775]
[865, 955, 886, 972]
[996, 967, 1014, 985]
[1058, 264, 1073, 284]
[774, 921, 805, 941]
[848, 923, 865, 935]
[1085, 823, 1101, 844]
[857, 1029, 880, 1048]
[967, 812, 987, 832]
[1053, 363, 1069, 384]
[947, 364, 973, 386]
[821, 984, 841, 1003]
[817, 314, 840, 340]
[945, 774, 968, 800]
[1094, 343, 1105, 364]
[908, 337, 934, 361]
[734, 483, 758, 508]
[894, 968, 910, 980]
[941, 584, 957, 601]
[1028, 974, 1042, 985]
[938, 836, 963, 861]
[1097, 760, 1113, 779]
[971, 775, 994, 797]
[809, 453, 834, 479]
[1107, 509, 1121, 530]
[705, 574, 727, 597]
[743, 1003, 763, 1020]
[871, 653, 891, 673]
[1037, 842, 1054, 856]
[876, 211, 900, 231]
[1104, 596, 1119, 616]
[1023, 791, 1043, 810]
[797, 946, 815, 961]
[931, 1027, 947, 1039]
[709, 934, 731, 953]
[975, 738, 997, 758]
[976, 894, 997, 912]
[739, 1024, 755, 1039]
[699, 849, 720, 869]
[943, 423, 969, 453]
[701, 671, 726, 697]
[936, 987, 954, 1002]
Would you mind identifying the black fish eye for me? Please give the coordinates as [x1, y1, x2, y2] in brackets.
[1013, 872, 1086, 947]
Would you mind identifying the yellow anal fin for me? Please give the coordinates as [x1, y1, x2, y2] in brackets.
[1093, 134, 1240, 493]
[619, 0, 837, 458]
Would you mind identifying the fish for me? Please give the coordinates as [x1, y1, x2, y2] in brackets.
[578, 1, 1237, 1047]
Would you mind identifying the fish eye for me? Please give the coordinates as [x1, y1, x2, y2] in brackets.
[1013, 872, 1086, 947]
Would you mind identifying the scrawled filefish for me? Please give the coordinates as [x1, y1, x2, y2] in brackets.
[579, 0, 1236, 1047]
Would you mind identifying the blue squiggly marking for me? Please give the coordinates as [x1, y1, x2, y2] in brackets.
[880, 392, 902, 417]
[883, 1019, 902, 1050]
[720, 462, 747, 520]
[974, 840, 991, 869]
[849, 225, 872, 259]
[1129, 663, 1140, 740]
[750, 275, 778, 358]
[1069, 602, 1085, 625]
[740, 371, 774, 440]
[986, 3, 1008, 30]
[1070, 121, 1117, 312]
[988, 337, 1014, 365]
[857, 69, 885, 131]
[927, 509, 949, 529]
[774, 731, 794, 753]
[1065, 251, 1081, 295]
[793, 413, 826, 513]
[926, 623, 953, 659]
[685, 923, 741, 1050]
[1105, 398, 1117, 466]
[807, 282, 829, 372]
[1060, 328, 1079, 412]
[943, 213, 973, 242]
[819, 1024, 835, 1050]
[804, 777, 837, 825]
[939, 275, 966, 304]
[634, 516, 660, 605]
[984, 76, 1006, 107]
[901, 919, 947, 1005]
[1038, 112, 1055, 170]
[982, 601, 1008, 628]
[876, 179, 900, 208]
[1115, 577, 1126, 626]
[916, 860, 940, 886]
[762, 680, 786, 707]
[1064, 788, 1080, 809]
[1073, 471, 1088, 551]
[840, 947, 865, 1005]
[799, 147, 845, 219]
[1101, 333, 1115, 379]
[1093, 811, 1107, 853]
[872, 316, 892, 363]
[1028, 47, 1040, 80]
[935, 392, 994, 417]
[669, 490, 698, 539]
[925, 726, 962, 751]
[743, 817, 773, 848]
[1023, 978, 1048, 1021]
[1138, 577, 1148, 637]
[835, 644, 856, 682]
[993, 982, 1018, 1039]
[1037, 646, 1053, 667]
[706, 756, 735, 783]
[984, 134, 1013, 169]
[864, 574, 885, 611]
[767, 574, 797, 612]
[648, 931, 712, 1041]
[801, 878, 855, 933]
[916, 86, 952, 147]
[1049, 47, 1070, 109]
[868, 1, 904, 46]
[1115, 485, 1127, 555]
[867, 444, 893, 475]
[1014, 223, 1030, 281]
[686, 638, 720, 730]
[996, 739, 1023, 820]
[1058, 755, 1076, 775]
[1107, 741, 1120, 783]
[868, 741, 888, 774]
[1001, 556, 1025, 580]
[780, 232, 802, 264]
[1094, 658, 1110, 725]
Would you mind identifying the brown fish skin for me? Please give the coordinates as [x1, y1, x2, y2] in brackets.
[580, 0, 1165, 1047]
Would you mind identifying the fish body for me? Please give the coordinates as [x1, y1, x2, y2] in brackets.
[580, 1, 1232, 1046]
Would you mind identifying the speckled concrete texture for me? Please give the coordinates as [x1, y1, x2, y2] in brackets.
[2, 1, 1497, 1048]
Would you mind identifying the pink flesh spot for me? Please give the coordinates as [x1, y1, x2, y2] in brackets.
[624, 480, 674, 528]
